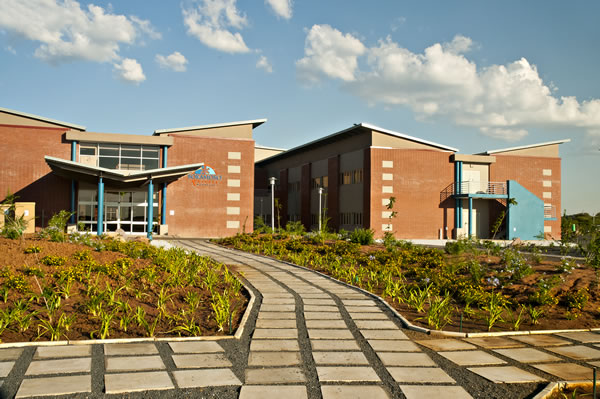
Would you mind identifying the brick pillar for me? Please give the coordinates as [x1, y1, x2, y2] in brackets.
[279, 168, 288, 228]
[327, 156, 340, 231]
[363, 148, 371, 229]
[301, 163, 311, 230]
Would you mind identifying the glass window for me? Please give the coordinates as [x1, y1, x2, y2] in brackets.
[322, 176, 328, 188]
[142, 148, 159, 157]
[120, 158, 142, 170]
[121, 146, 141, 157]
[132, 191, 146, 203]
[80, 146, 96, 156]
[99, 144, 119, 156]
[99, 157, 119, 169]
[142, 158, 159, 170]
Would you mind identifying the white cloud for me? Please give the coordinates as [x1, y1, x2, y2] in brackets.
[297, 28, 600, 141]
[296, 25, 366, 84]
[131, 15, 162, 41]
[183, 0, 250, 53]
[156, 51, 188, 72]
[114, 58, 146, 84]
[265, 0, 292, 20]
[0, 0, 159, 64]
[256, 55, 273, 73]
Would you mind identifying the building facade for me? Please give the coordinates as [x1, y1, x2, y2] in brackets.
[255, 123, 567, 240]
[0, 107, 262, 238]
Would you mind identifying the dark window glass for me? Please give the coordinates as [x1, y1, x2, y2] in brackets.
[142, 158, 159, 170]
[120, 158, 141, 169]
[80, 147, 96, 156]
[121, 146, 141, 157]
[143, 148, 159, 157]
[99, 157, 119, 169]
[99, 145, 119, 156]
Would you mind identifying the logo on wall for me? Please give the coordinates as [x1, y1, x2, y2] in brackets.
[188, 165, 222, 187]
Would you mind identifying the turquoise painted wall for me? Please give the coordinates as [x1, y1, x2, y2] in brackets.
[506, 180, 544, 240]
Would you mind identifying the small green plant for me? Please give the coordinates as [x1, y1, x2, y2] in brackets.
[423, 292, 454, 330]
[406, 284, 432, 313]
[501, 248, 532, 281]
[527, 305, 544, 325]
[72, 250, 92, 261]
[556, 257, 575, 273]
[564, 288, 589, 311]
[40, 210, 73, 242]
[349, 228, 374, 245]
[481, 291, 508, 331]
[41, 255, 67, 266]
[505, 305, 526, 331]
[529, 278, 559, 306]
[1, 191, 29, 240]
[24, 246, 42, 254]
[211, 291, 235, 333]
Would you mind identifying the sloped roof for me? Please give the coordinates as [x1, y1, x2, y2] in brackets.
[0, 107, 86, 130]
[480, 139, 571, 155]
[153, 119, 267, 135]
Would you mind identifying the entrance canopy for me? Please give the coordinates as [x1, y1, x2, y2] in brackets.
[45, 156, 203, 189]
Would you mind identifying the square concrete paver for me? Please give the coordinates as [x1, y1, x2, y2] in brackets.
[172, 369, 242, 388]
[439, 350, 506, 366]
[317, 366, 380, 382]
[34, 345, 91, 359]
[417, 339, 477, 351]
[245, 367, 306, 384]
[547, 345, 600, 360]
[250, 339, 300, 352]
[26, 357, 91, 375]
[399, 385, 472, 399]
[556, 331, 600, 343]
[313, 351, 369, 365]
[368, 340, 420, 352]
[377, 352, 436, 367]
[361, 329, 408, 340]
[464, 337, 524, 349]
[168, 341, 224, 353]
[467, 366, 546, 383]
[510, 335, 571, 347]
[0, 362, 14, 378]
[304, 312, 342, 320]
[255, 319, 297, 329]
[253, 328, 298, 339]
[304, 305, 339, 312]
[16, 375, 91, 398]
[248, 351, 302, 366]
[532, 362, 593, 380]
[299, 293, 331, 299]
[0, 348, 23, 361]
[342, 300, 377, 306]
[349, 312, 389, 320]
[105, 371, 174, 393]
[261, 304, 296, 312]
[311, 340, 360, 351]
[308, 329, 354, 339]
[240, 385, 308, 399]
[355, 320, 398, 330]
[105, 355, 165, 372]
[172, 354, 232, 368]
[306, 320, 347, 329]
[303, 299, 336, 305]
[388, 367, 455, 383]
[104, 343, 158, 356]
[494, 348, 562, 363]
[262, 298, 295, 304]
[321, 385, 390, 399]
[258, 312, 296, 320]
[345, 306, 380, 313]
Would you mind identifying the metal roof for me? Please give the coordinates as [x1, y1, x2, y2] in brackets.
[0, 107, 86, 131]
[153, 118, 267, 135]
[481, 139, 571, 155]
[45, 156, 203, 189]
[256, 123, 457, 165]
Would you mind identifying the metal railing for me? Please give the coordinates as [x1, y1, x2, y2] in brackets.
[440, 181, 508, 202]
[544, 205, 557, 219]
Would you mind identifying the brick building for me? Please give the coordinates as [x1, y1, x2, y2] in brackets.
[0, 107, 262, 238]
[255, 123, 568, 240]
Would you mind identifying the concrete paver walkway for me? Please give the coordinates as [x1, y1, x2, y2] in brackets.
[1, 239, 599, 398]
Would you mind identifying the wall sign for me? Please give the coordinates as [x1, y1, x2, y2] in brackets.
[188, 165, 222, 187]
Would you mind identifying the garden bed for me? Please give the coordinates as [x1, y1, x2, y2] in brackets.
[217, 233, 600, 333]
[0, 235, 248, 343]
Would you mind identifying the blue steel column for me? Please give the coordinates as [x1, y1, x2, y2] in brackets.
[161, 146, 167, 225]
[97, 177, 104, 235]
[147, 179, 154, 240]
[468, 197, 473, 238]
[70, 141, 77, 224]
[458, 161, 463, 227]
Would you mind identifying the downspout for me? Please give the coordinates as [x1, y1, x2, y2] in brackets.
[70, 141, 77, 224]
[161, 146, 167, 225]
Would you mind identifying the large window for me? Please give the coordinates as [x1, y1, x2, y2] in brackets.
[311, 176, 328, 190]
[340, 169, 363, 185]
[79, 143, 160, 170]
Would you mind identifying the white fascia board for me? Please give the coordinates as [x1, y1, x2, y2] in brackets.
[482, 139, 571, 155]
[154, 118, 267, 135]
[360, 122, 459, 152]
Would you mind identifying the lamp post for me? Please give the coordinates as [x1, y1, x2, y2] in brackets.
[318, 187, 324, 232]
[269, 177, 277, 231]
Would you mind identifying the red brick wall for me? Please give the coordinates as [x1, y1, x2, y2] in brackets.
[0, 124, 71, 228]
[490, 155, 562, 239]
[166, 135, 254, 237]
[369, 148, 455, 239]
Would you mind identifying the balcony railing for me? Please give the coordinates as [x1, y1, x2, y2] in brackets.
[440, 181, 508, 202]
[544, 205, 557, 219]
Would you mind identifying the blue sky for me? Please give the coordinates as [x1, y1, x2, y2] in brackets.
[1, 0, 599, 214]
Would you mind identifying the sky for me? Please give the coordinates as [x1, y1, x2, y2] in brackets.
[1, 0, 599, 215]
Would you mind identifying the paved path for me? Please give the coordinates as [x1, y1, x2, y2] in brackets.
[1, 240, 600, 398]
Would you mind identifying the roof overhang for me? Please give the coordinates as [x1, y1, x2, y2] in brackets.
[480, 139, 571, 155]
[361, 123, 458, 152]
[153, 118, 267, 135]
[45, 156, 203, 189]
[451, 154, 496, 164]
[66, 131, 173, 146]
[0, 107, 86, 131]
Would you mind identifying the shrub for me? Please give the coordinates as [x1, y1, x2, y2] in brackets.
[41, 255, 67, 266]
[349, 228, 374, 245]
[564, 288, 589, 311]
[445, 238, 477, 255]
[1, 191, 28, 240]
[284, 221, 305, 235]
[24, 246, 42, 254]
[40, 210, 74, 242]
[501, 248, 532, 281]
